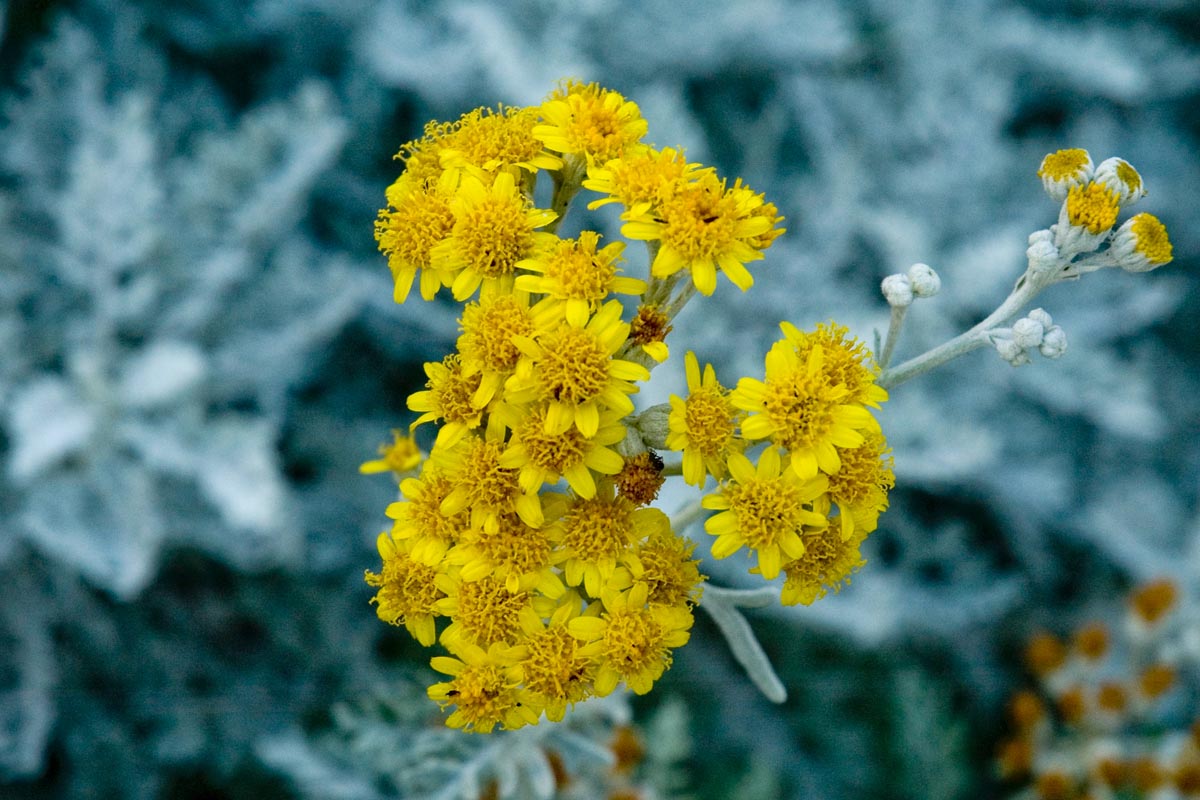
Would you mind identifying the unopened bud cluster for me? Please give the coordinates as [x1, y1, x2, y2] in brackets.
[882, 262, 942, 308]
[992, 309, 1067, 367]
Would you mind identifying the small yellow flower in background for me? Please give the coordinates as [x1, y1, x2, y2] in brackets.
[1038, 147, 1094, 201]
[534, 80, 648, 165]
[358, 429, 422, 475]
[666, 351, 744, 486]
[702, 448, 829, 581]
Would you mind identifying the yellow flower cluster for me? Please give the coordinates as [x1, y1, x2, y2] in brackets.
[998, 580, 1200, 800]
[364, 80, 883, 731]
[675, 322, 893, 604]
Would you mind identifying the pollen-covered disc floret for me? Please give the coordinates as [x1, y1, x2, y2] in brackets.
[365, 82, 808, 731]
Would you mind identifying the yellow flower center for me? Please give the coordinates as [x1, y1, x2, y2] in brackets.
[826, 432, 894, 504]
[629, 304, 672, 347]
[447, 106, 546, 170]
[459, 294, 535, 373]
[635, 535, 702, 607]
[1038, 148, 1090, 181]
[1130, 213, 1173, 264]
[454, 191, 535, 278]
[600, 147, 690, 207]
[562, 495, 636, 562]
[473, 513, 552, 576]
[761, 371, 845, 452]
[1066, 182, 1120, 234]
[790, 324, 880, 404]
[438, 662, 513, 728]
[782, 525, 864, 604]
[722, 474, 810, 551]
[454, 577, 527, 646]
[365, 550, 442, 622]
[1115, 159, 1142, 193]
[535, 326, 611, 404]
[393, 474, 465, 543]
[427, 356, 483, 424]
[659, 178, 739, 259]
[375, 184, 455, 268]
[522, 627, 590, 701]
[453, 438, 523, 510]
[683, 386, 737, 456]
[602, 607, 667, 674]
[541, 232, 620, 299]
[519, 408, 589, 473]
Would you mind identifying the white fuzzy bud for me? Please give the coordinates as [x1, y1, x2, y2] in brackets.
[881, 274, 913, 307]
[1011, 317, 1045, 350]
[906, 263, 941, 297]
[994, 337, 1029, 366]
[1039, 326, 1068, 359]
[1093, 156, 1146, 206]
[1027, 308, 1053, 329]
[1026, 233, 1062, 278]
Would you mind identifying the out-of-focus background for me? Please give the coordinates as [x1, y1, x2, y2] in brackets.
[1, 1, 1197, 797]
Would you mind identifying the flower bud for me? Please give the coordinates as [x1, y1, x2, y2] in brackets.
[1027, 308, 1053, 329]
[1011, 317, 1045, 350]
[1026, 234, 1061, 278]
[881, 274, 913, 307]
[1109, 213, 1173, 273]
[906, 263, 941, 297]
[995, 338, 1029, 366]
[1039, 326, 1068, 359]
[1038, 148, 1093, 201]
[1093, 156, 1146, 206]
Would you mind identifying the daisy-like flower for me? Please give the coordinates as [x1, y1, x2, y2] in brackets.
[1065, 181, 1121, 235]
[622, 172, 779, 296]
[375, 171, 457, 303]
[387, 468, 468, 567]
[548, 481, 670, 599]
[533, 81, 648, 165]
[732, 339, 877, 479]
[515, 600, 595, 721]
[568, 582, 693, 696]
[435, 573, 541, 652]
[1092, 156, 1146, 206]
[428, 642, 539, 733]
[505, 300, 650, 437]
[437, 432, 545, 532]
[1037, 148, 1094, 201]
[407, 355, 486, 449]
[780, 322, 888, 410]
[1109, 213, 1173, 273]
[666, 351, 744, 486]
[583, 145, 705, 216]
[778, 520, 867, 606]
[514, 231, 645, 327]
[437, 105, 563, 177]
[445, 511, 564, 596]
[359, 429, 422, 475]
[364, 533, 445, 646]
[627, 304, 672, 363]
[431, 170, 557, 301]
[702, 448, 829, 580]
[456, 291, 536, 408]
[824, 431, 894, 539]
[622, 527, 705, 609]
[496, 404, 627, 499]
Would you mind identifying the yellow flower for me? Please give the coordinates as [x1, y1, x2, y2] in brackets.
[431, 171, 557, 301]
[534, 81, 648, 165]
[1066, 181, 1120, 235]
[622, 527, 705, 609]
[515, 599, 595, 722]
[1037, 148, 1094, 201]
[387, 468, 468, 567]
[437, 432, 545, 532]
[567, 582, 692, 696]
[1110, 213, 1173, 272]
[548, 481, 669, 599]
[622, 172, 778, 296]
[444, 511, 564, 596]
[406, 354, 485, 449]
[456, 291, 536, 408]
[374, 171, 457, 303]
[359, 429, 422, 475]
[666, 351, 744, 486]
[364, 533, 445, 646]
[627, 304, 672, 363]
[732, 339, 877, 479]
[436, 105, 563, 177]
[435, 573, 546, 652]
[779, 321, 888, 409]
[513, 231, 645, 327]
[583, 145, 705, 216]
[496, 404, 627, 499]
[428, 642, 538, 733]
[505, 300, 650, 437]
[824, 431, 893, 539]
[779, 520, 867, 606]
[702, 447, 829, 581]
